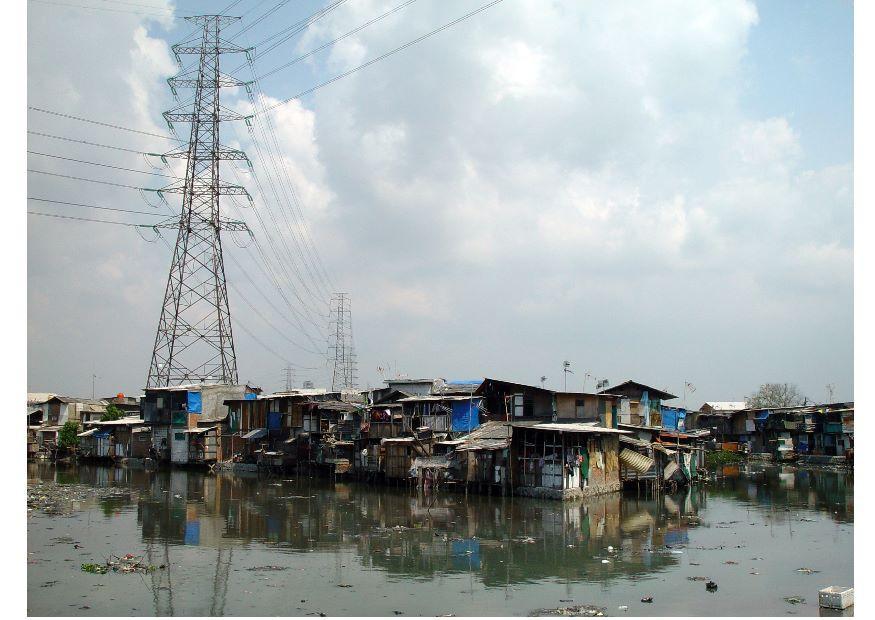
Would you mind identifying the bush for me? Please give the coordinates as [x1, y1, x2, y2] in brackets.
[705, 450, 745, 468]
[58, 421, 80, 448]
[100, 404, 125, 422]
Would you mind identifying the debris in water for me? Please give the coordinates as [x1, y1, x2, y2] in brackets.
[784, 596, 805, 605]
[724, 561, 738, 565]
[246, 566, 289, 572]
[641, 597, 653, 603]
[706, 581, 718, 592]
[81, 563, 107, 575]
[795, 567, 819, 574]
[688, 576, 708, 581]
[530, 604, 607, 617]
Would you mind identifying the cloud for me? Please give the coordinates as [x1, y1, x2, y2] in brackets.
[26, 0, 852, 401]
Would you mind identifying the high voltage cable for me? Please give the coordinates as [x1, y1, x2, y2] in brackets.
[28, 109, 336, 329]
[238, 80, 335, 300]
[28, 0, 184, 18]
[233, 106, 333, 306]
[27, 150, 182, 179]
[255, 0, 418, 81]
[27, 210, 161, 226]
[226, 0, 348, 73]
[28, 196, 177, 217]
[28, 107, 182, 141]
[29, 168, 154, 191]
[255, 0, 506, 116]
[27, 130, 161, 155]
[155, 231, 325, 358]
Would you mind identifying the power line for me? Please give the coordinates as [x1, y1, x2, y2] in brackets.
[27, 150, 181, 179]
[28, 168, 155, 191]
[27, 130, 164, 155]
[27, 210, 160, 226]
[255, 0, 418, 81]
[27, 0, 184, 18]
[28, 106, 182, 141]
[256, 0, 506, 116]
[28, 196, 176, 217]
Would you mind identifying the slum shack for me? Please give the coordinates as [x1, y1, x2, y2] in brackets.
[476, 378, 555, 421]
[79, 417, 150, 460]
[382, 433, 434, 480]
[555, 392, 624, 428]
[618, 434, 658, 491]
[454, 421, 513, 491]
[510, 422, 628, 500]
[598, 380, 678, 427]
[397, 394, 483, 434]
[142, 383, 260, 465]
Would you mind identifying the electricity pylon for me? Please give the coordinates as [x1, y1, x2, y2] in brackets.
[328, 292, 358, 391]
[146, 15, 252, 387]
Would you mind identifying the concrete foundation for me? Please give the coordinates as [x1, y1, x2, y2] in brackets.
[514, 481, 622, 501]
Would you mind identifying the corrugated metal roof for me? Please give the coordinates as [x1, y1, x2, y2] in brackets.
[620, 448, 654, 474]
[522, 422, 630, 435]
[241, 428, 267, 440]
[455, 438, 510, 452]
[619, 435, 651, 449]
[396, 395, 478, 402]
[702, 402, 746, 411]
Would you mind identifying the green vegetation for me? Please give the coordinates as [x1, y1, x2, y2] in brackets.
[81, 563, 108, 574]
[100, 404, 125, 422]
[705, 450, 745, 468]
[58, 421, 80, 448]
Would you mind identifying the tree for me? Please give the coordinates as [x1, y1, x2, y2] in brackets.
[101, 404, 125, 422]
[745, 383, 807, 409]
[58, 421, 80, 448]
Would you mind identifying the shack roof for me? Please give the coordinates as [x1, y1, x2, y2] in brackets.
[85, 417, 145, 427]
[396, 395, 479, 403]
[146, 383, 261, 393]
[476, 378, 554, 396]
[619, 435, 652, 449]
[27, 393, 57, 405]
[514, 422, 630, 435]
[701, 401, 746, 412]
[598, 380, 677, 401]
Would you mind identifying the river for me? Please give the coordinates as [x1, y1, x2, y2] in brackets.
[27, 462, 853, 616]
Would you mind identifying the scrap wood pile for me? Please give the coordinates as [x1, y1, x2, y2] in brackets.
[81, 553, 164, 574]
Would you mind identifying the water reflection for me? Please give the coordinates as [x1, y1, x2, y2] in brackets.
[27, 462, 853, 589]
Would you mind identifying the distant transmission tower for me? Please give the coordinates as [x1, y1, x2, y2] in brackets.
[328, 293, 358, 391]
[284, 365, 295, 391]
[146, 15, 252, 387]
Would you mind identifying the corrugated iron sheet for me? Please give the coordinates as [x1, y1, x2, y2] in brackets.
[619, 448, 654, 474]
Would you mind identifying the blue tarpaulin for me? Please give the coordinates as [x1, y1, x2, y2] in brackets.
[755, 410, 771, 420]
[267, 411, 282, 430]
[184, 520, 200, 545]
[660, 407, 687, 431]
[187, 391, 202, 413]
[245, 392, 257, 400]
[451, 398, 481, 432]
[451, 539, 481, 570]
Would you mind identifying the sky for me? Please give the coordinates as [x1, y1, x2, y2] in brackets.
[26, 0, 853, 407]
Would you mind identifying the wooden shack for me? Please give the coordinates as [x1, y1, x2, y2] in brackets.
[510, 422, 628, 500]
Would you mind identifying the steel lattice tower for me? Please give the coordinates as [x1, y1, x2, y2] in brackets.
[328, 293, 358, 391]
[146, 15, 252, 387]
